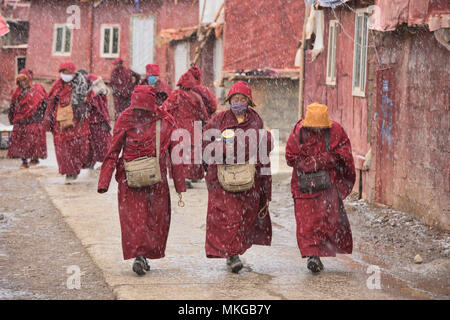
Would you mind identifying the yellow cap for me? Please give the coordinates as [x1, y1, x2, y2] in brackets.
[301, 102, 333, 128]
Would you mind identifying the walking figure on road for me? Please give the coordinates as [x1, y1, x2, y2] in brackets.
[202, 81, 273, 273]
[285, 103, 355, 273]
[109, 58, 140, 120]
[98, 85, 186, 276]
[188, 66, 218, 117]
[140, 64, 172, 106]
[7, 68, 47, 168]
[43, 62, 91, 184]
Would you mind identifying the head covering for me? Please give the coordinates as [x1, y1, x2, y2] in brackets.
[15, 68, 33, 86]
[87, 74, 98, 82]
[224, 81, 256, 107]
[188, 66, 202, 84]
[145, 64, 160, 77]
[58, 61, 76, 73]
[130, 85, 156, 111]
[176, 71, 197, 89]
[113, 58, 124, 65]
[301, 102, 333, 128]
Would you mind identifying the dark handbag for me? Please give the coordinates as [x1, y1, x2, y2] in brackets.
[297, 128, 331, 193]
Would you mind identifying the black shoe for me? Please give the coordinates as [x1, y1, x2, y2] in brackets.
[307, 256, 324, 273]
[228, 255, 243, 273]
[132, 255, 149, 276]
[186, 181, 194, 189]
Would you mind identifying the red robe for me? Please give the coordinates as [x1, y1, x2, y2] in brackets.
[98, 107, 186, 260]
[285, 121, 355, 258]
[86, 91, 112, 165]
[44, 79, 90, 175]
[139, 79, 172, 106]
[8, 82, 47, 159]
[192, 85, 217, 117]
[110, 66, 140, 119]
[203, 108, 273, 258]
[163, 79, 210, 180]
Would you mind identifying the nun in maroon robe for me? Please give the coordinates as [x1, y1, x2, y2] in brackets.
[8, 68, 47, 168]
[98, 85, 186, 276]
[162, 71, 209, 185]
[188, 66, 217, 117]
[109, 58, 140, 120]
[202, 81, 273, 273]
[285, 102, 355, 273]
[139, 64, 172, 106]
[85, 74, 112, 166]
[43, 61, 91, 184]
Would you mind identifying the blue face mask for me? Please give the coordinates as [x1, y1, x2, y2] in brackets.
[147, 76, 158, 85]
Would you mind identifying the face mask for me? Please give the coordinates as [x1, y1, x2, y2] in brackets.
[230, 102, 248, 115]
[61, 73, 74, 83]
[147, 76, 158, 85]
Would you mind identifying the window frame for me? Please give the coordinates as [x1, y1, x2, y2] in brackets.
[52, 24, 72, 56]
[100, 24, 121, 59]
[352, 8, 371, 97]
[326, 20, 338, 86]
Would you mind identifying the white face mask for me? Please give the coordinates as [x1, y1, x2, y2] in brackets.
[60, 73, 74, 83]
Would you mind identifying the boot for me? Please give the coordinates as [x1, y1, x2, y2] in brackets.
[132, 255, 149, 276]
[307, 256, 324, 273]
[227, 255, 243, 274]
[29, 159, 40, 166]
[65, 174, 78, 185]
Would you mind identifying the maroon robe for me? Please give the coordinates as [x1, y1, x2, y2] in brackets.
[192, 85, 217, 117]
[98, 105, 186, 260]
[285, 120, 355, 258]
[44, 79, 90, 175]
[110, 65, 140, 119]
[8, 71, 47, 160]
[203, 108, 273, 258]
[86, 90, 112, 165]
[163, 72, 210, 180]
[139, 78, 172, 106]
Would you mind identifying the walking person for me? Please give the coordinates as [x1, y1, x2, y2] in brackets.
[285, 102, 356, 273]
[202, 81, 273, 273]
[162, 70, 210, 188]
[109, 58, 140, 120]
[7, 68, 47, 168]
[188, 66, 217, 117]
[140, 64, 172, 106]
[43, 61, 91, 184]
[97, 85, 186, 276]
[84, 74, 112, 168]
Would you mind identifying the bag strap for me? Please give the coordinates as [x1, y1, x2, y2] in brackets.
[155, 119, 161, 159]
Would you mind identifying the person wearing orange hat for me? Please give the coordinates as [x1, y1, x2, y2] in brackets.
[188, 66, 217, 117]
[7, 68, 47, 168]
[98, 85, 186, 276]
[285, 102, 356, 273]
[202, 81, 273, 273]
[140, 64, 172, 106]
[43, 61, 91, 184]
[109, 58, 140, 120]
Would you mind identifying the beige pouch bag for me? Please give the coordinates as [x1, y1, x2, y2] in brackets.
[217, 162, 256, 193]
[124, 120, 162, 188]
[56, 103, 74, 129]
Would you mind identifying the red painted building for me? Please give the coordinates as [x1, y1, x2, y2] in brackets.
[26, 0, 223, 91]
[0, 0, 29, 106]
[303, 0, 450, 230]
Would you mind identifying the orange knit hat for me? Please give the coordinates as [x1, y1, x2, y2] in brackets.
[301, 102, 332, 128]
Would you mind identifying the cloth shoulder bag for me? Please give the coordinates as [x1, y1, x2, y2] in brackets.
[297, 128, 331, 193]
[56, 102, 74, 129]
[124, 120, 162, 188]
[217, 160, 256, 193]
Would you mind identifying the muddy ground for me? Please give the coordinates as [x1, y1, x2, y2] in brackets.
[0, 159, 114, 299]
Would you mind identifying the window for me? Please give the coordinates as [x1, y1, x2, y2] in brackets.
[326, 20, 338, 85]
[101, 25, 120, 58]
[1, 20, 28, 48]
[352, 9, 370, 97]
[53, 24, 72, 56]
